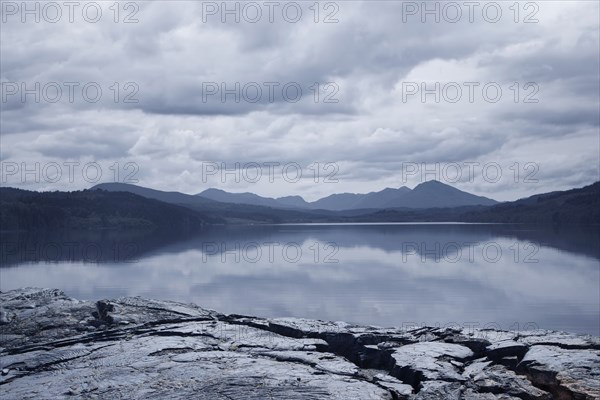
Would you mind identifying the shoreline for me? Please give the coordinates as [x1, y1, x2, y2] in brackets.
[1, 288, 599, 399]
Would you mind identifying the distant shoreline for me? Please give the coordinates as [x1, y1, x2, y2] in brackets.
[276, 221, 505, 225]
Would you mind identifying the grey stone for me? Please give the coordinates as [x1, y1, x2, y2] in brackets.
[518, 345, 600, 399]
[486, 340, 528, 361]
[0, 308, 11, 325]
[0, 288, 598, 400]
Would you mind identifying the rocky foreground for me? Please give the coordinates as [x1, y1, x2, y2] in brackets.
[0, 288, 598, 399]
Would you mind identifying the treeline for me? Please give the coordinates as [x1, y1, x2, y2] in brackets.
[0, 188, 221, 232]
[461, 182, 600, 225]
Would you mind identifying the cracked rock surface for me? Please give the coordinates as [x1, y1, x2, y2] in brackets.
[1, 288, 598, 399]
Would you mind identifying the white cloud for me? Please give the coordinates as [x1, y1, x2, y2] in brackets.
[1, 0, 598, 200]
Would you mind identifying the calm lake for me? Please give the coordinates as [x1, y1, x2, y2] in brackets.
[1, 223, 599, 335]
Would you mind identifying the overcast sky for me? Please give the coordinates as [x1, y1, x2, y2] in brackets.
[1, 0, 599, 201]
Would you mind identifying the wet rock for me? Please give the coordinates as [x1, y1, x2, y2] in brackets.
[463, 359, 551, 399]
[518, 345, 600, 399]
[373, 373, 413, 397]
[391, 342, 473, 385]
[414, 381, 463, 399]
[486, 340, 528, 361]
[91, 300, 115, 325]
[0, 288, 598, 399]
[516, 330, 600, 350]
[0, 308, 11, 325]
[498, 356, 520, 369]
[443, 332, 491, 355]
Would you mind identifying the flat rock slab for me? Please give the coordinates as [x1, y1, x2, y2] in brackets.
[1, 288, 598, 399]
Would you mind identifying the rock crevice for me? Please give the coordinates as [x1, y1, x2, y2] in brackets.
[1, 288, 598, 399]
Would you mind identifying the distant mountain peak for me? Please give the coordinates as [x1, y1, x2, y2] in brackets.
[198, 188, 226, 195]
[380, 187, 407, 192]
[415, 180, 445, 188]
[379, 180, 498, 209]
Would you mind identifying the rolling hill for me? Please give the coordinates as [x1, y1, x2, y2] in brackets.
[0, 187, 219, 232]
[461, 181, 600, 224]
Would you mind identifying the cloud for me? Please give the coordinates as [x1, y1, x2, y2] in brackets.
[1, 1, 598, 200]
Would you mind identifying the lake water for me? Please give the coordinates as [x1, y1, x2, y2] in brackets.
[1, 223, 599, 335]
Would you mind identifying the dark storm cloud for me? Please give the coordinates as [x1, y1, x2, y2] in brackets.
[500, 107, 600, 129]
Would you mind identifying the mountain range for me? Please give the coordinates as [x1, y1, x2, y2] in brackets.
[197, 180, 498, 211]
[2, 181, 598, 231]
[89, 180, 600, 225]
